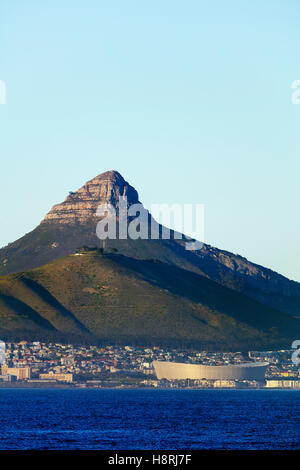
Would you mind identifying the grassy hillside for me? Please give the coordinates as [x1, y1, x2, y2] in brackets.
[1, 220, 300, 321]
[0, 250, 299, 350]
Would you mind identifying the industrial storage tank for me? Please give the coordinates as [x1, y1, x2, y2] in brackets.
[153, 361, 268, 381]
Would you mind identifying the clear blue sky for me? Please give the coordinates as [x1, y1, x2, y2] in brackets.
[1, 0, 299, 281]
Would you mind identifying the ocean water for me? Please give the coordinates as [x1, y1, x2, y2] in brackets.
[0, 389, 299, 450]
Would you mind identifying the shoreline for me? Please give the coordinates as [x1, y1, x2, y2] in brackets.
[0, 383, 299, 391]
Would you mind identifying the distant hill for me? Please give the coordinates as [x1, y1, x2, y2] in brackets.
[0, 250, 299, 350]
[0, 170, 299, 319]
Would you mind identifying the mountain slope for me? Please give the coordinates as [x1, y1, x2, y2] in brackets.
[0, 170, 299, 318]
[0, 250, 299, 350]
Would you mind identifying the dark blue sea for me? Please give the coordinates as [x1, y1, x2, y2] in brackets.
[0, 389, 299, 450]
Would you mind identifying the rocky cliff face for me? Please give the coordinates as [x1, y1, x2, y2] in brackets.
[0, 170, 299, 319]
[44, 171, 139, 224]
[195, 244, 294, 296]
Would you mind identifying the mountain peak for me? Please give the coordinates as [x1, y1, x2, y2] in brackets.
[89, 170, 125, 183]
[44, 170, 139, 224]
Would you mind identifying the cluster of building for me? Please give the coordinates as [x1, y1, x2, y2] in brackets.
[0, 341, 299, 389]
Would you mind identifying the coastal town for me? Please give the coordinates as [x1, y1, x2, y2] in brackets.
[0, 341, 299, 389]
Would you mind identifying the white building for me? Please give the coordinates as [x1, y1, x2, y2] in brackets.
[265, 380, 300, 389]
[153, 361, 268, 381]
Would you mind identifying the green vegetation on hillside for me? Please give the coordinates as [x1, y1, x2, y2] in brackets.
[0, 250, 299, 350]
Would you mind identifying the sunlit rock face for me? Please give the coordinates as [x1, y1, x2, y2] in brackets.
[44, 170, 139, 224]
